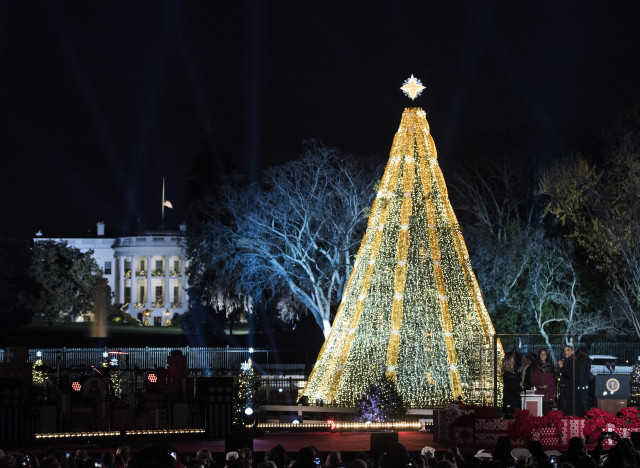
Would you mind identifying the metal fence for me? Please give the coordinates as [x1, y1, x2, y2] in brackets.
[0, 347, 308, 375]
[497, 336, 640, 365]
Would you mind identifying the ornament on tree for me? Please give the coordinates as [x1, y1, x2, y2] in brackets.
[301, 77, 503, 407]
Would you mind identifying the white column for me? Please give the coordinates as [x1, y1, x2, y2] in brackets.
[146, 255, 152, 309]
[130, 256, 137, 312]
[118, 257, 125, 304]
[181, 258, 188, 309]
[164, 256, 170, 309]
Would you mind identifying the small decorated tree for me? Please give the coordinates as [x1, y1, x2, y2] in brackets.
[354, 374, 407, 422]
[630, 359, 640, 406]
[233, 359, 264, 428]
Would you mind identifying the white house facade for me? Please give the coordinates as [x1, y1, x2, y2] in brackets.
[35, 222, 189, 325]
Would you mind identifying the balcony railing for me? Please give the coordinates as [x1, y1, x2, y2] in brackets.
[169, 270, 181, 277]
[136, 270, 146, 276]
[152, 269, 164, 277]
[171, 303, 183, 308]
[134, 303, 145, 309]
[152, 300, 164, 308]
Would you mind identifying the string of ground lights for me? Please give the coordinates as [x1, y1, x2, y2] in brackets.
[301, 76, 504, 408]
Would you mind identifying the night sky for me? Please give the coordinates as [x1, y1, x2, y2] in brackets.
[1, 1, 639, 239]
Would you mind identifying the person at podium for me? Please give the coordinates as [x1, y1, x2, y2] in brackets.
[529, 348, 556, 414]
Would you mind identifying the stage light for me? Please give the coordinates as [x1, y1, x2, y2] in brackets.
[71, 381, 82, 392]
[292, 419, 301, 425]
[244, 407, 254, 416]
[147, 373, 158, 383]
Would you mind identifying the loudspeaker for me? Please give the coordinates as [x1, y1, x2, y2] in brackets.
[370, 432, 398, 456]
[225, 433, 253, 452]
[196, 377, 233, 437]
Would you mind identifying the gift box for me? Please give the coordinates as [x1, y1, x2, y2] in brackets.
[451, 424, 475, 445]
[475, 418, 511, 432]
[434, 406, 462, 443]
[601, 423, 617, 448]
[532, 427, 560, 447]
[561, 419, 585, 445]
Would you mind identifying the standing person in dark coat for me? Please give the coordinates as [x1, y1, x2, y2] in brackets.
[558, 345, 574, 415]
[521, 353, 535, 391]
[528, 348, 556, 414]
[501, 352, 521, 418]
[574, 346, 592, 417]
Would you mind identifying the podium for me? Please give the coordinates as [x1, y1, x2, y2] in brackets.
[595, 373, 630, 414]
[521, 393, 544, 416]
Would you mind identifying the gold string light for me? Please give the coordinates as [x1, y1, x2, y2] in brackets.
[301, 107, 503, 408]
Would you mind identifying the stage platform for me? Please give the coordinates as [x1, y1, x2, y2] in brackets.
[33, 432, 456, 457]
[178, 431, 445, 453]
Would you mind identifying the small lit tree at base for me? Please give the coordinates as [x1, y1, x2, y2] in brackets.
[233, 359, 264, 428]
[354, 374, 407, 422]
[630, 359, 640, 406]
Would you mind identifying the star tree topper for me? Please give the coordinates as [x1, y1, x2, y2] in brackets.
[400, 75, 426, 100]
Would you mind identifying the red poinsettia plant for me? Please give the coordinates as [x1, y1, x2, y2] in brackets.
[506, 409, 565, 441]
[583, 408, 618, 440]
[618, 406, 640, 428]
[507, 409, 538, 440]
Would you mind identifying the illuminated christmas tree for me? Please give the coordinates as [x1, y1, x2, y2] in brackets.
[233, 359, 264, 428]
[301, 77, 502, 407]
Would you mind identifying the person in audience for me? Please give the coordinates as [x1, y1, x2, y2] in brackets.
[350, 459, 368, 468]
[195, 449, 213, 468]
[236, 448, 252, 468]
[432, 462, 453, 468]
[526, 440, 552, 468]
[267, 446, 289, 468]
[420, 446, 436, 468]
[75, 449, 92, 468]
[528, 348, 556, 414]
[354, 452, 373, 468]
[226, 452, 241, 468]
[324, 452, 342, 468]
[379, 443, 412, 468]
[558, 437, 595, 468]
[490, 435, 513, 467]
[501, 352, 521, 418]
[41, 448, 62, 468]
[445, 447, 465, 468]
[116, 446, 131, 468]
[102, 452, 116, 468]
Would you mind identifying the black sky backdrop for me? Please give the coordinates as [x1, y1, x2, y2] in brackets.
[1, 1, 639, 239]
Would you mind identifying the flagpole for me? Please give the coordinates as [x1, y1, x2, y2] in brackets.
[161, 177, 165, 228]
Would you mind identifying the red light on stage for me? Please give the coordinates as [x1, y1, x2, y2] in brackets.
[327, 419, 336, 430]
[71, 381, 82, 392]
[147, 373, 158, 383]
